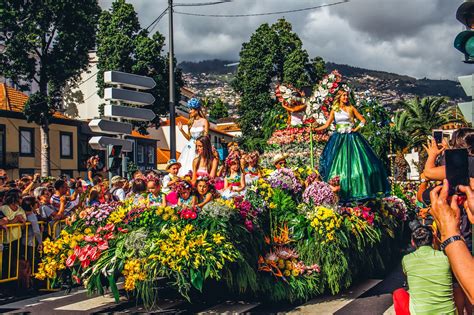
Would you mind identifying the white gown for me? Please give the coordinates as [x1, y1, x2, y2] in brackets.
[178, 126, 204, 176]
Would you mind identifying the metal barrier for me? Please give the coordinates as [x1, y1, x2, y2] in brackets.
[0, 220, 65, 287]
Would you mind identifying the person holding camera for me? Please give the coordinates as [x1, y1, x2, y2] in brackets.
[393, 225, 456, 314]
[430, 180, 474, 306]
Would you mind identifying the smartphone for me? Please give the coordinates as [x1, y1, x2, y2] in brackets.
[433, 130, 443, 145]
[445, 148, 469, 196]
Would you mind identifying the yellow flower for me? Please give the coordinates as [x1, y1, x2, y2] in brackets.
[212, 233, 225, 245]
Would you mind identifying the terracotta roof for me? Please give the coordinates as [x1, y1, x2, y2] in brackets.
[216, 123, 241, 132]
[131, 130, 152, 139]
[0, 83, 70, 119]
[157, 148, 181, 164]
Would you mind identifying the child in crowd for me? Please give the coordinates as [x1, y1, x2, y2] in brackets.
[221, 155, 246, 199]
[244, 151, 261, 185]
[177, 181, 195, 208]
[87, 189, 101, 207]
[162, 159, 181, 206]
[195, 178, 214, 208]
[147, 178, 166, 206]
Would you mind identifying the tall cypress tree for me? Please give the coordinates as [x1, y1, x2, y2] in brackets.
[233, 18, 326, 150]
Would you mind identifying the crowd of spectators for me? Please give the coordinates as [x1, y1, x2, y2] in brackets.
[394, 127, 474, 315]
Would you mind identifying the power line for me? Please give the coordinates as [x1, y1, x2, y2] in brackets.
[174, 0, 349, 17]
[145, 8, 168, 31]
[174, 1, 231, 6]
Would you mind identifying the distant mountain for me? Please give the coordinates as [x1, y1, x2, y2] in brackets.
[178, 59, 468, 102]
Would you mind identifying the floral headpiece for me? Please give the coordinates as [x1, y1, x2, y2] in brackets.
[225, 153, 240, 166]
[187, 98, 202, 110]
[175, 180, 192, 194]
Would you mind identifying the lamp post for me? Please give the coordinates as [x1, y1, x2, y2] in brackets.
[168, 0, 177, 159]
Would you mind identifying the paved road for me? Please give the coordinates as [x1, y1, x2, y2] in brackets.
[0, 266, 404, 314]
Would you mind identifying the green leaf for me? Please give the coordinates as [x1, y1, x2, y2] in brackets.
[190, 269, 204, 292]
[108, 275, 120, 303]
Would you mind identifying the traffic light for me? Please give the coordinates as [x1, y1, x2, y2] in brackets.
[455, 1, 474, 63]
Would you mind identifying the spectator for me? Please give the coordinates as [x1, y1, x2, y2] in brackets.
[20, 197, 42, 267]
[430, 181, 474, 305]
[131, 178, 147, 203]
[50, 179, 73, 217]
[34, 187, 58, 221]
[110, 176, 126, 201]
[87, 189, 101, 207]
[87, 156, 101, 185]
[0, 190, 26, 279]
[147, 178, 165, 206]
[393, 225, 455, 314]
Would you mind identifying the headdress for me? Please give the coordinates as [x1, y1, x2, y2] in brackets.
[187, 98, 202, 110]
[272, 153, 289, 166]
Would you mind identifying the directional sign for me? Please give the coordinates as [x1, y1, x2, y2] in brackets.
[459, 101, 474, 123]
[88, 136, 133, 152]
[104, 104, 156, 121]
[104, 88, 155, 106]
[458, 74, 473, 97]
[89, 119, 133, 135]
[104, 71, 156, 90]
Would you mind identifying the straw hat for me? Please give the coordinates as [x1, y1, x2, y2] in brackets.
[272, 153, 289, 166]
[111, 175, 126, 185]
[165, 159, 182, 171]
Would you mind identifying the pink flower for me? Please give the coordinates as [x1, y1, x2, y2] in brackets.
[72, 275, 81, 284]
[117, 227, 129, 233]
[66, 254, 76, 267]
[81, 259, 91, 268]
[97, 240, 109, 251]
[78, 245, 92, 261]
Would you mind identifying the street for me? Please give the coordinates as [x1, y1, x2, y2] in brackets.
[0, 266, 404, 314]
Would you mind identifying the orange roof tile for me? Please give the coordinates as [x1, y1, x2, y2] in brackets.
[131, 130, 152, 139]
[157, 148, 181, 164]
[0, 83, 70, 119]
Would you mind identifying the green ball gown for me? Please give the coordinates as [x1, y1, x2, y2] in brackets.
[319, 110, 390, 202]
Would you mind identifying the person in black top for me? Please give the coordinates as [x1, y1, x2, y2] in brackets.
[87, 156, 100, 185]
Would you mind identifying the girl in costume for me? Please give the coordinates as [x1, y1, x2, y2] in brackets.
[244, 151, 261, 185]
[221, 155, 246, 199]
[178, 98, 209, 176]
[147, 177, 166, 207]
[314, 89, 390, 202]
[176, 181, 195, 208]
[192, 136, 218, 186]
[162, 159, 181, 205]
[195, 178, 214, 209]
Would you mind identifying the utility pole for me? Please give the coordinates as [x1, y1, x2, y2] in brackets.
[169, 0, 177, 159]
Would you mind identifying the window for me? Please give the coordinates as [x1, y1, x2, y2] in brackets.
[60, 132, 73, 159]
[137, 144, 145, 164]
[19, 127, 34, 157]
[19, 169, 35, 177]
[147, 145, 155, 165]
[0, 125, 5, 166]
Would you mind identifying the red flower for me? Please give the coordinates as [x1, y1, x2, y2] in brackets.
[103, 232, 114, 241]
[72, 275, 81, 284]
[89, 247, 101, 261]
[66, 254, 76, 267]
[81, 259, 91, 268]
[117, 227, 129, 233]
[78, 245, 92, 261]
[97, 240, 109, 251]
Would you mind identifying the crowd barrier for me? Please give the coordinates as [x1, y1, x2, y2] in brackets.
[0, 220, 66, 289]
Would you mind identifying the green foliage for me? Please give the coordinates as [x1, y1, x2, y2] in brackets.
[394, 96, 458, 150]
[2, 0, 101, 175]
[234, 18, 326, 150]
[208, 98, 230, 120]
[96, 0, 183, 129]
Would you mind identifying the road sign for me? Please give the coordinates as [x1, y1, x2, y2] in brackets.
[89, 119, 133, 135]
[459, 74, 473, 97]
[104, 87, 155, 106]
[89, 136, 133, 152]
[104, 104, 156, 121]
[104, 71, 156, 90]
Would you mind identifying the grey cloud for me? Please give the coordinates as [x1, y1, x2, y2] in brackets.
[99, 0, 474, 79]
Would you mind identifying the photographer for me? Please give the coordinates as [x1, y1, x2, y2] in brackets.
[393, 224, 456, 314]
[430, 181, 474, 305]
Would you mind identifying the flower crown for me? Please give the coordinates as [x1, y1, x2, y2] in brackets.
[187, 98, 201, 110]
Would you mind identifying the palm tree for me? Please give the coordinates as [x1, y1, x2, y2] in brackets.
[395, 96, 456, 149]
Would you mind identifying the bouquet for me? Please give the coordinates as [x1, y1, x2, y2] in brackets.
[303, 181, 336, 206]
[267, 168, 303, 194]
[382, 196, 408, 221]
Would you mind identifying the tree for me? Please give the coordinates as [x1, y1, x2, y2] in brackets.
[1, 0, 101, 176]
[233, 19, 325, 150]
[96, 0, 183, 133]
[209, 99, 229, 120]
[395, 96, 457, 149]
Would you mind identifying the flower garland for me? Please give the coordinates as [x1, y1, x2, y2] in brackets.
[267, 168, 303, 194]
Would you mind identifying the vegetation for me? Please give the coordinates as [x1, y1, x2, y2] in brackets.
[1, 0, 101, 176]
[96, 0, 183, 133]
[207, 99, 230, 120]
[233, 19, 326, 151]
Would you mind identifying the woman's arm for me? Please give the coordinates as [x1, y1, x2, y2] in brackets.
[204, 119, 209, 136]
[191, 195, 197, 207]
[314, 110, 335, 131]
[351, 107, 366, 133]
[209, 158, 218, 178]
[282, 103, 306, 112]
[88, 170, 94, 183]
[223, 177, 229, 190]
[178, 122, 191, 141]
[191, 158, 199, 185]
[422, 139, 446, 181]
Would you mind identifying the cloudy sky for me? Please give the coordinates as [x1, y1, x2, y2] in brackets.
[99, 0, 474, 80]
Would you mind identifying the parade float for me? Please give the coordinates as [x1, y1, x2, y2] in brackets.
[36, 71, 413, 308]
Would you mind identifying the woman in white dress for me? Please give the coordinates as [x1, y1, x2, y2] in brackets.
[177, 98, 209, 176]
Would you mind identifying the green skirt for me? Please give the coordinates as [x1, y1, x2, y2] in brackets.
[319, 132, 390, 202]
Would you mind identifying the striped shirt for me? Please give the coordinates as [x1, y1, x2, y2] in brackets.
[402, 246, 455, 315]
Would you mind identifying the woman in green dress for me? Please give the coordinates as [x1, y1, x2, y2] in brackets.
[314, 89, 390, 202]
